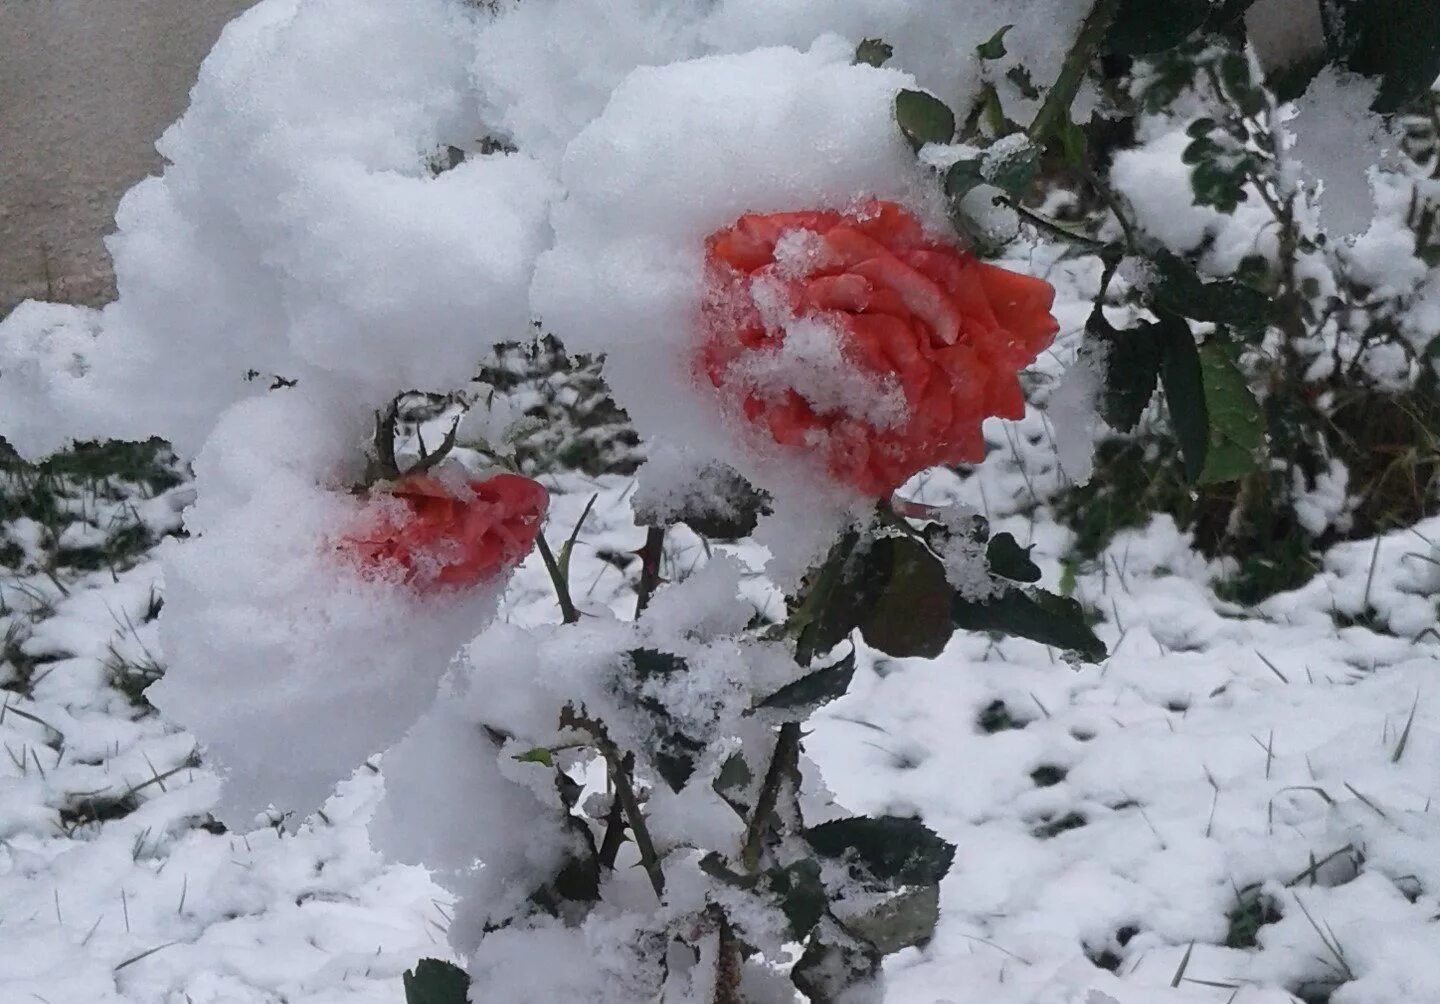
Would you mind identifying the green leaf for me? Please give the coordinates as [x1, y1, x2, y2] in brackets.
[803, 815, 956, 887]
[1086, 307, 1162, 433]
[792, 937, 881, 1001]
[986, 532, 1041, 583]
[1005, 64, 1041, 101]
[1328, 0, 1440, 112]
[758, 649, 857, 715]
[944, 159, 987, 200]
[629, 647, 686, 680]
[975, 24, 1012, 60]
[895, 89, 956, 150]
[1157, 311, 1208, 484]
[983, 139, 1040, 198]
[952, 588, 1107, 661]
[1153, 249, 1275, 330]
[793, 531, 882, 660]
[403, 959, 470, 1004]
[769, 859, 827, 937]
[841, 884, 942, 954]
[1105, 0, 1213, 55]
[858, 536, 955, 659]
[854, 37, 894, 67]
[513, 747, 554, 767]
[1197, 340, 1265, 484]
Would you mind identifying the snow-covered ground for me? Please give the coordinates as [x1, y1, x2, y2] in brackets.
[3, 398, 1437, 1003]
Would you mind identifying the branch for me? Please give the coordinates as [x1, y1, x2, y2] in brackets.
[561, 707, 665, 898]
[740, 721, 801, 872]
[535, 533, 581, 625]
[634, 526, 666, 617]
[1027, 0, 1122, 145]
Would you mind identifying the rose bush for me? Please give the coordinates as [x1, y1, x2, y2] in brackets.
[340, 472, 548, 591]
[700, 200, 1059, 496]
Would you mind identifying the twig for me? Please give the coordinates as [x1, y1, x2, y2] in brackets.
[1027, 0, 1122, 145]
[741, 722, 801, 872]
[561, 707, 664, 898]
[634, 526, 666, 617]
[535, 534, 580, 625]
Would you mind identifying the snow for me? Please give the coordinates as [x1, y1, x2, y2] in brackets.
[5, 371, 1439, 1003]
[1284, 67, 1393, 240]
[0, 0, 554, 461]
[0, 0, 1435, 998]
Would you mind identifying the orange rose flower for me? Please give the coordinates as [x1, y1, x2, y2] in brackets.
[699, 200, 1058, 496]
[341, 473, 547, 592]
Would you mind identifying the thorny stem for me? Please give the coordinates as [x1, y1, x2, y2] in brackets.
[562, 707, 665, 898]
[712, 911, 745, 1004]
[597, 752, 633, 872]
[536, 533, 581, 625]
[740, 721, 801, 873]
[634, 526, 666, 618]
[1026, 0, 1122, 145]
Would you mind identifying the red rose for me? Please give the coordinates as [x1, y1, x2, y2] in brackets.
[699, 200, 1058, 496]
[340, 473, 548, 592]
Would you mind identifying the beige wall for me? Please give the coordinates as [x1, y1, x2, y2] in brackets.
[0, 0, 256, 314]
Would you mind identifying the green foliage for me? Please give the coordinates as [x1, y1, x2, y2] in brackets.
[476, 336, 641, 477]
[952, 588, 1107, 661]
[1197, 340, 1265, 485]
[857, 536, 954, 659]
[975, 25, 1012, 61]
[986, 532, 1041, 583]
[403, 959, 470, 1004]
[894, 89, 956, 150]
[1157, 312, 1209, 484]
[759, 649, 857, 715]
[804, 815, 955, 887]
[853, 37, 893, 68]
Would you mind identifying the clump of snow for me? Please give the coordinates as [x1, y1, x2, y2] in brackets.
[1283, 67, 1393, 240]
[929, 504, 1004, 601]
[0, 0, 553, 461]
[1290, 458, 1353, 536]
[147, 394, 509, 827]
[729, 312, 909, 431]
[1047, 345, 1106, 485]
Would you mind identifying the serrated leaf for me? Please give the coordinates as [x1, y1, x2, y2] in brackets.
[1157, 310, 1208, 484]
[1197, 340, 1265, 484]
[839, 884, 942, 954]
[952, 588, 1106, 662]
[403, 959, 470, 1004]
[976, 24, 1012, 60]
[769, 859, 827, 937]
[629, 648, 685, 679]
[854, 37, 893, 67]
[804, 815, 956, 887]
[1086, 306, 1162, 432]
[1006, 64, 1041, 101]
[792, 936, 881, 1001]
[895, 89, 956, 150]
[986, 532, 1041, 583]
[858, 536, 955, 659]
[758, 649, 857, 715]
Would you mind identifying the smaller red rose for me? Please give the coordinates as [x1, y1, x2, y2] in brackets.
[340, 473, 548, 592]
